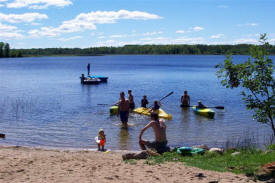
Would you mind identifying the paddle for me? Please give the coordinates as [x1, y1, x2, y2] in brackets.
[158, 91, 174, 102]
[145, 91, 174, 110]
[98, 103, 118, 106]
[208, 106, 224, 109]
[181, 105, 224, 110]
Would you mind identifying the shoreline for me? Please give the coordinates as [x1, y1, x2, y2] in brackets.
[0, 146, 256, 183]
[0, 144, 141, 154]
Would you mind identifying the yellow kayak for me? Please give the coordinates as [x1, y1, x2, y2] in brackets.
[133, 107, 172, 120]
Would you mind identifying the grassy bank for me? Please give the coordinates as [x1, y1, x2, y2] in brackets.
[145, 147, 275, 179]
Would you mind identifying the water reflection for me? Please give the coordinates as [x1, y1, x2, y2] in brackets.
[181, 107, 191, 123]
[119, 128, 130, 150]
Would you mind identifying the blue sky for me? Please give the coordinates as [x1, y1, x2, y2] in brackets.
[0, 0, 274, 48]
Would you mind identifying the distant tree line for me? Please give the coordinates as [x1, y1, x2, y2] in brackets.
[12, 44, 275, 57]
[0, 42, 22, 58]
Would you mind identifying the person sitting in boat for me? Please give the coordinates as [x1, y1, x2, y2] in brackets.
[181, 90, 190, 107]
[141, 95, 149, 108]
[139, 112, 169, 154]
[197, 100, 207, 109]
[95, 129, 106, 151]
[151, 100, 161, 111]
[128, 90, 135, 111]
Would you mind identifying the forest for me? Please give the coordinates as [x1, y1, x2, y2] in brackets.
[15, 44, 275, 56]
[1, 42, 275, 57]
[0, 42, 22, 58]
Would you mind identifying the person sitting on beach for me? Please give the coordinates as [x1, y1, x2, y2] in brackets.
[128, 90, 135, 111]
[95, 129, 106, 151]
[151, 100, 161, 111]
[141, 95, 149, 108]
[181, 90, 190, 107]
[118, 92, 130, 128]
[139, 112, 170, 154]
[197, 100, 207, 109]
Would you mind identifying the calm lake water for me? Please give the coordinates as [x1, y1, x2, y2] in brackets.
[0, 55, 273, 150]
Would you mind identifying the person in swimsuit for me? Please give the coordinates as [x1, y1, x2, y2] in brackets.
[181, 90, 190, 107]
[141, 95, 149, 108]
[128, 90, 135, 111]
[139, 112, 169, 154]
[118, 92, 130, 128]
[95, 129, 106, 151]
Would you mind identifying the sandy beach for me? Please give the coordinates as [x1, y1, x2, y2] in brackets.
[0, 146, 257, 183]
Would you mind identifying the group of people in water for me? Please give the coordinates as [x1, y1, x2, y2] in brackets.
[95, 89, 208, 153]
[117, 90, 162, 128]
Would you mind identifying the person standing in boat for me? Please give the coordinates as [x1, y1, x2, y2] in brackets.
[128, 90, 135, 111]
[141, 95, 149, 108]
[118, 92, 130, 128]
[181, 90, 190, 107]
[87, 63, 90, 76]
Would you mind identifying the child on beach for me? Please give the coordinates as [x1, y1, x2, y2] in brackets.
[95, 129, 106, 151]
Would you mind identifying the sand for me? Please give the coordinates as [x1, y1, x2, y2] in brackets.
[0, 146, 256, 183]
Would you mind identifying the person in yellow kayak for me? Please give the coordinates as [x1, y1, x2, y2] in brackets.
[151, 100, 161, 112]
[118, 92, 130, 128]
[141, 95, 149, 108]
[139, 112, 170, 154]
[181, 90, 190, 107]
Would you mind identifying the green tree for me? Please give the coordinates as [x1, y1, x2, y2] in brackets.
[0, 42, 4, 57]
[216, 34, 275, 138]
[4, 43, 10, 57]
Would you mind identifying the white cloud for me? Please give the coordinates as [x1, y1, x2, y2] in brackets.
[95, 39, 118, 47]
[110, 34, 128, 38]
[140, 36, 205, 45]
[0, 12, 48, 23]
[233, 38, 258, 44]
[0, 22, 18, 31]
[143, 31, 163, 36]
[6, 0, 72, 9]
[0, 4, 4, 7]
[217, 5, 229, 8]
[58, 36, 82, 41]
[211, 34, 224, 39]
[176, 30, 185, 34]
[29, 10, 161, 37]
[173, 37, 205, 44]
[0, 22, 24, 39]
[237, 23, 259, 27]
[98, 36, 105, 39]
[94, 35, 206, 47]
[192, 26, 204, 31]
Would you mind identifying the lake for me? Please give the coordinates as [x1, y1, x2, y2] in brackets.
[0, 55, 273, 150]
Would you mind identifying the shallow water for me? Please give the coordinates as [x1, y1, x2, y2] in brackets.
[0, 55, 273, 150]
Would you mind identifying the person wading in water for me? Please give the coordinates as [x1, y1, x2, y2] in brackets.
[181, 90, 190, 107]
[118, 92, 130, 128]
